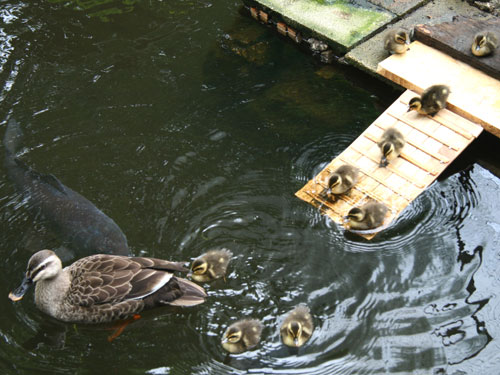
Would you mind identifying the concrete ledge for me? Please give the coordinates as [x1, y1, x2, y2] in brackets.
[245, 0, 395, 54]
[344, 0, 493, 77]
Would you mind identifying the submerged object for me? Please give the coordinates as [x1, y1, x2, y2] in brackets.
[280, 305, 314, 348]
[3, 119, 129, 256]
[190, 248, 233, 282]
[221, 318, 263, 354]
[377, 127, 405, 167]
[8, 249, 206, 323]
[408, 85, 451, 116]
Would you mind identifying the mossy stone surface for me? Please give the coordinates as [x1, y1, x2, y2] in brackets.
[255, 0, 394, 49]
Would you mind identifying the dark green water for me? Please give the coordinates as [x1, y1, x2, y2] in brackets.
[1, 1, 499, 374]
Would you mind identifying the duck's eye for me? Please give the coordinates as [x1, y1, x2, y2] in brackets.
[193, 266, 204, 274]
[39, 264, 46, 271]
[228, 334, 239, 342]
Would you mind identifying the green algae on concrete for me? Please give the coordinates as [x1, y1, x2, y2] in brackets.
[255, 0, 394, 51]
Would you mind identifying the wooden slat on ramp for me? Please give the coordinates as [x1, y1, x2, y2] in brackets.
[295, 89, 483, 239]
[377, 41, 500, 138]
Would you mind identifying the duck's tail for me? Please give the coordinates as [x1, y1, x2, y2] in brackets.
[168, 277, 207, 307]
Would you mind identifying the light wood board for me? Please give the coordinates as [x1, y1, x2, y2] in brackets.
[295, 90, 483, 240]
[377, 41, 500, 138]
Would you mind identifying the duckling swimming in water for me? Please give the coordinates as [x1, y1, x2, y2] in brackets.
[322, 164, 359, 198]
[472, 31, 498, 57]
[377, 127, 405, 167]
[345, 202, 388, 230]
[408, 84, 450, 116]
[384, 28, 410, 55]
[190, 248, 233, 282]
[221, 319, 263, 354]
[280, 305, 314, 348]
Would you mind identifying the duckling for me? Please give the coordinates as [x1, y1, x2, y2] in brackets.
[345, 202, 388, 230]
[221, 319, 263, 354]
[377, 127, 405, 167]
[190, 248, 233, 282]
[471, 31, 498, 57]
[324, 164, 359, 196]
[408, 84, 450, 116]
[384, 28, 410, 55]
[280, 305, 314, 348]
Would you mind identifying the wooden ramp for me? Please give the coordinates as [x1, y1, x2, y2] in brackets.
[377, 41, 500, 138]
[295, 89, 483, 239]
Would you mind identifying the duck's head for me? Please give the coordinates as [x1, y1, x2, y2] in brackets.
[327, 174, 341, 189]
[221, 325, 243, 352]
[286, 321, 303, 347]
[190, 259, 209, 282]
[345, 207, 365, 223]
[380, 142, 394, 167]
[9, 250, 62, 301]
[473, 34, 486, 50]
[382, 142, 394, 157]
[395, 30, 409, 45]
[407, 97, 422, 113]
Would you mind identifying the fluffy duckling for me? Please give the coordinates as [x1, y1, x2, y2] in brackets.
[408, 84, 450, 116]
[471, 31, 498, 57]
[280, 305, 314, 348]
[345, 202, 388, 230]
[384, 28, 410, 55]
[190, 248, 233, 282]
[377, 127, 405, 167]
[221, 319, 263, 354]
[325, 164, 359, 196]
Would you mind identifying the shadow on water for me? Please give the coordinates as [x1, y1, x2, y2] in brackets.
[0, 1, 499, 375]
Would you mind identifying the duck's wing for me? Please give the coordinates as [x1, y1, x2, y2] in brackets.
[68, 255, 182, 306]
[132, 256, 189, 273]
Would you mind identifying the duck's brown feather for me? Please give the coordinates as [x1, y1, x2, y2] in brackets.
[25, 253, 205, 323]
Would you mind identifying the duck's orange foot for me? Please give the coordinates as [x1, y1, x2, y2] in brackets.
[107, 314, 141, 342]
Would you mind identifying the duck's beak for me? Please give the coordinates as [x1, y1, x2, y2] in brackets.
[8, 276, 32, 302]
[221, 337, 228, 344]
[293, 337, 299, 347]
[379, 157, 388, 168]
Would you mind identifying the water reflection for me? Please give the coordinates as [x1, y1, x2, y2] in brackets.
[0, 1, 499, 374]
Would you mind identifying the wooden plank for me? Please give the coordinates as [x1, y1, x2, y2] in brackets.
[295, 89, 483, 240]
[377, 41, 500, 138]
[414, 16, 500, 80]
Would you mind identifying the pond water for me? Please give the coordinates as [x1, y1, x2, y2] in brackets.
[0, 1, 499, 374]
